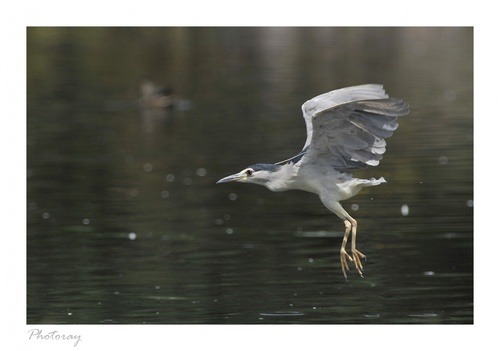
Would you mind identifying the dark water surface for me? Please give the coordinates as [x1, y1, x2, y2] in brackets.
[27, 27, 473, 324]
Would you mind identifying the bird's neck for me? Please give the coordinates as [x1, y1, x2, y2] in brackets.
[263, 163, 298, 192]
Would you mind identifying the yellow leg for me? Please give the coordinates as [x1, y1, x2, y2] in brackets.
[340, 219, 353, 279]
[321, 197, 367, 279]
[340, 214, 365, 279]
[349, 216, 365, 277]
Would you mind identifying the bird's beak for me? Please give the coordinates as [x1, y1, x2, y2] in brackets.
[216, 172, 245, 184]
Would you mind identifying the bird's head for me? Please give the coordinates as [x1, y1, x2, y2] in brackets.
[217, 163, 281, 187]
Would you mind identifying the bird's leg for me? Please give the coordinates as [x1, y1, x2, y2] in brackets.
[348, 216, 365, 277]
[340, 219, 353, 279]
[340, 214, 365, 279]
[324, 200, 366, 279]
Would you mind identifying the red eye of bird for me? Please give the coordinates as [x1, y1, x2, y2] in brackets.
[246, 169, 253, 176]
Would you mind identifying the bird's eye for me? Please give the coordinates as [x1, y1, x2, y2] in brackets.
[246, 169, 254, 176]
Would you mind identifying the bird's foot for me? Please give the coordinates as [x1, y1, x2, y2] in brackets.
[340, 249, 365, 279]
[352, 249, 365, 277]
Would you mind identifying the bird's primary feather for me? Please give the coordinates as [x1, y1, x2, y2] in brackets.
[281, 84, 409, 171]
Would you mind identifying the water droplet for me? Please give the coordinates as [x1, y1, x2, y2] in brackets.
[225, 228, 234, 235]
[438, 156, 448, 165]
[165, 174, 175, 182]
[196, 168, 207, 177]
[128, 232, 137, 240]
[466, 199, 473, 207]
[423, 271, 435, 276]
[401, 204, 409, 216]
[351, 203, 359, 211]
[161, 190, 169, 198]
[228, 193, 238, 201]
[82, 218, 90, 225]
[143, 163, 153, 172]
[42, 212, 50, 219]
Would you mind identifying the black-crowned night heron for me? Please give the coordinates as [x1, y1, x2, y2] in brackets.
[217, 84, 409, 279]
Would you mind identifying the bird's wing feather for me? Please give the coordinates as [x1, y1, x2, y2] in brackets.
[297, 84, 409, 171]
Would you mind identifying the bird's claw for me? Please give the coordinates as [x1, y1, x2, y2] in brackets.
[340, 249, 365, 279]
[340, 249, 353, 280]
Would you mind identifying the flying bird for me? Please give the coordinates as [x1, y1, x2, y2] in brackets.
[217, 84, 409, 278]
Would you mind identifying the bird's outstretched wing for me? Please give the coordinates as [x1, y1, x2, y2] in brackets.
[294, 84, 409, 171]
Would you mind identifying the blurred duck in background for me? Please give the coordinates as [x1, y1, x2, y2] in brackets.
[139, 79, 175, 109]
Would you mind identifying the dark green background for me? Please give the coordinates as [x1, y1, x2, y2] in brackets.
[27, 27, 473, 324]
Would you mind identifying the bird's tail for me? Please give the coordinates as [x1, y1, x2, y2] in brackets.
[369, 176, 386, 185]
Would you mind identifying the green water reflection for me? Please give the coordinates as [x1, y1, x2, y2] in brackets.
[27, 27, 472, 324]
